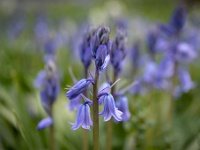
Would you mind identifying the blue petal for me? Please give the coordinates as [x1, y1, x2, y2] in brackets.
[100, 55, 110, 71]
[37, 117, 53, 130]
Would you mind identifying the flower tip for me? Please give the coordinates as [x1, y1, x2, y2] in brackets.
[37, 117, 53, 130]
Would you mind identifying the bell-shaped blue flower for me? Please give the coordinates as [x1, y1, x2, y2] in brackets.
[69, 102, 93, 130]
[115, 96, 130, 122]
[178, 69, 195, 92]
[66, 78, 93, 100]
[99, 93, 123, 122]
[175, 43, 197, 63]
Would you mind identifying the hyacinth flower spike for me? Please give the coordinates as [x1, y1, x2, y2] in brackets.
[69, 101, 93, 130]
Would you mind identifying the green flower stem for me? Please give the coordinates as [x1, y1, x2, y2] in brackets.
[93, 68, 99, 150]
[83, 68, 89, 150]
[50, 105, 55, 150]
[106, 73, 117, 150]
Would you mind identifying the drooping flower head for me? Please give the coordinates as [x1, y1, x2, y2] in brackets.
[175, 42, 197, 63]
[69, 101, 93, 130]
[98, 93, 122, 122]
[111, 28, 127, 75]
[90, 25, 112, 71]
[79, 27, 96, 69]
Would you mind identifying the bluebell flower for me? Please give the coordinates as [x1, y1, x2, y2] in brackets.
[130, 41, 140, 73]
[40, 76, 59, 116]
[115, 96, 130, 122]
[66, 78, 93, 100]
[90, 25, 112, 71]
[79, 27, 96, 69]
[170, 5, 186, 33]
[142, 61, 157, 84]
[36, 60, 59, 130]
[98, 93, 122, 122]
[34, 15, 49, 46]
[175, 42, 197, 63]
[157, 56, 174, 78]
[37, 117, 53, 130]
[111, 28, 127, 75]
[146, 28, 159, 58]
[178, 68, 195, 92]
[69, 101, 93, 130]
[44, 39, 57, 55]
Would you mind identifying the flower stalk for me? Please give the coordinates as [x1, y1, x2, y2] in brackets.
[83, 69, 89, 150]
[50, 105, 55, 150]
[93, 68, 99, 150]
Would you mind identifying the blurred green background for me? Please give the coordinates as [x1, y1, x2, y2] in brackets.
[0, 0, 200, 150]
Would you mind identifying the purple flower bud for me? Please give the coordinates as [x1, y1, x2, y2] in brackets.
[79, 27, 96, 69]
[66, 79, 93, 100]
[99, 93, 123, 122]
[130, 41, 140, 73]
[115, 96, 130, 122]
[178, 69, 195, 92]
[90, 25, 110, 58]
[146, 29, 158, 57]
[69, 102, 93, 130]
[95, 45, 110, 71]
[111, 29, 127, 75]
[37, 117, 53, 130]
[170, 5, 186, 33]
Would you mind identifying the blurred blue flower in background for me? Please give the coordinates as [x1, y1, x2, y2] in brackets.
[115, 95, 130, 122]
[35, 60, 60, 130]
[111, 28, 127, 75]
